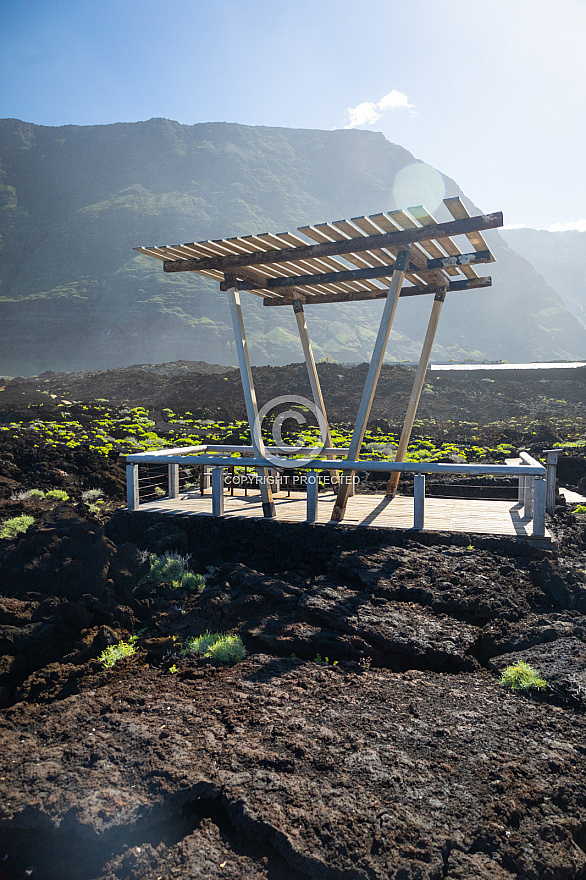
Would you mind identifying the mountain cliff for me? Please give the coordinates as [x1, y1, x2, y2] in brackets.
[1, 117, 585, 375]
[502, 228, 586, 330]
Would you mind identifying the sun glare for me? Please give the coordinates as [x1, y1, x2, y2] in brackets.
[393, 162, 445, 213]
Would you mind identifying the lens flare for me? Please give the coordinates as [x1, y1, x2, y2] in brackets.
[393, 163, 446, 213]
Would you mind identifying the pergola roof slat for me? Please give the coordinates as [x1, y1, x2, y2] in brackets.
[134, 200, 502, 304]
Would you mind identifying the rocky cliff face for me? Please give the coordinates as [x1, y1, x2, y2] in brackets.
[1, 117, 585, 375]
[502, 227, 586, 330]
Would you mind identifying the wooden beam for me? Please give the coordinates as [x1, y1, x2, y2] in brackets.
[221, 250, 491, 293]
[226, 275, 276, 518]
[426, 249, 493, 269]
[262, 275, 492, 306]
[386, 290, 447, 496]
[330, 247, 411, 523]
[162, 212, 503, 274]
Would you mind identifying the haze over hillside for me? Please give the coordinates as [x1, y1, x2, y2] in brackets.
[1, 117, 585, 376]
[501, 228, 586, 330]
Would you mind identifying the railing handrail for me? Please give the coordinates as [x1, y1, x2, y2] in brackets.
[126, 447, 546, 476]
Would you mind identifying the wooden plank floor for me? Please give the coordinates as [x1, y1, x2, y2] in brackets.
[134, 489, 552, 541]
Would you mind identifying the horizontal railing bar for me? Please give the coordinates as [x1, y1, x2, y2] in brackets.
[127, 453, 545, 476]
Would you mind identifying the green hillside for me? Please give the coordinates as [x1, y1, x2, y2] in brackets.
[1, 117, 585, 375]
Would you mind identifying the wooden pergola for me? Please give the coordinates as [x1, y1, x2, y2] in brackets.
[135, 197, 503, 523]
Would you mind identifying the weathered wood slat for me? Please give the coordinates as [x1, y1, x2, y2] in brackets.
[444, 197, 491, 253]
[161, 212, 503, 273]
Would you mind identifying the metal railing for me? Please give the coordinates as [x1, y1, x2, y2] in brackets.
[125, 444, 552, 537]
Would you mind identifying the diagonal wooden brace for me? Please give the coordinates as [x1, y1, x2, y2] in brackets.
[330, 246, 412, 522]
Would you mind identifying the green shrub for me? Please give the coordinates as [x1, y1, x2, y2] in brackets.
[574, 504, 586, 515]
[182, 631, 246, 663]
[45, 489, 69, 501]
[500, 660, 547, 690]
[26, 488, 46, 500]
[98, 635, 138, 668]
[142, 552, 204, 591]
[1, 515, 35, 540]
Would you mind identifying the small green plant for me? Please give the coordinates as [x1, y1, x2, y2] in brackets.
[314, 654, 338, 666]
[500, 661, 547, 691]
[574, 504, 586, 515]
[142, 552, 205, 591]
[26, 488, 46, 500]
[45, 489, 69, 501]
[1, 515, 35, 540]
[154, 486, 166, 497]
[182, 632, 246, 663]
[87, 503, 101, 515]
[168, 663, 178, 674]
[98, 635, 138, 668]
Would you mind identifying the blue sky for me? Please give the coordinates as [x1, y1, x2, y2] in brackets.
[1, 0, 585, 229]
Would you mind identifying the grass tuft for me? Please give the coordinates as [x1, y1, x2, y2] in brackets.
[142, 552, 205, 591]
[1, 515, 35, 540]
[45, 489, 69, 501]
[500, 660, 547, 690]
[182, 632, 246, 663]
[98, 635, 138, 668]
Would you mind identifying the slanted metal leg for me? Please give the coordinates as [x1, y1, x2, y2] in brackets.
[387, 289, 447, 496]
[331, 247, 411, 522]
[293, 301, 338, 485]
[226, 277, 276, 518]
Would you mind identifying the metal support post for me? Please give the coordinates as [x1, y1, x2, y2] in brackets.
[331, 246, 411, 522]
[545, 449, 559, 516]
[413, 473, 425, 529]
[226, 276, 276, 518]
[524, 476, 534, 518]
[533, 476, 546, 537]
[293, 301, 338, 484]
[306, 471, 319, 523]
[126, 464, 139, 510]
[211, 467, 225, 516]
[387, 289, 447, 495]
[168, 463, 179, 499]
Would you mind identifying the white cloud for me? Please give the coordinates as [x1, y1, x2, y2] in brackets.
[548, 219, 586, 232]
[504, 219, 586, 232]
[344, 89, 415, 129]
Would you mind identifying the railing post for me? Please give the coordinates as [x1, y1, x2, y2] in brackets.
[413, 473, 425, 529]
[545, 450, 559, 516]
[524, 475, 534, 518]
[168, 463, 179, 499]
[533, 476, 546, 537]
[518, 472, 526, 503]
[211, 467, 225, 516]
[306, 471, 319, 523]
[126, 464, 139, 511]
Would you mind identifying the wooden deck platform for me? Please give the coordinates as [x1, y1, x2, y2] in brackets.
[132, 489, 553, 541]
